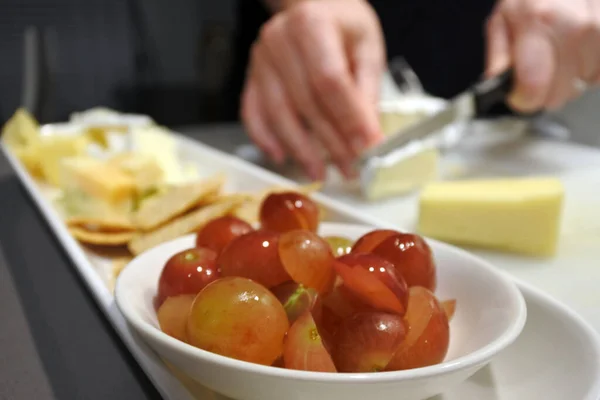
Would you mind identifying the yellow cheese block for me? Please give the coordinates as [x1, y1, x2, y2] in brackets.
[417, 178, 564, 257]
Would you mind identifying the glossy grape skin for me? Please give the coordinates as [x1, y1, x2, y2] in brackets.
[157, 294, 196, 343]
[351, 229, 399, 254]
[283, 311, 337, 372]
[218, 231, 290, 288]
[259, 191, 319, 233]
[337, 253, 409, 315]
[270, 282, 322, 325]
[333, 256, 407, 315]
[324, 236, 353, 257]
[195, 216, 253, 254]
[278, 230, 336, 293]
[385, 287, 450, 371]
[187, 277, 289, 365]
[157, 247, 220, 306]
[372, 233, 437, 291]
[333, 312, 406, 373]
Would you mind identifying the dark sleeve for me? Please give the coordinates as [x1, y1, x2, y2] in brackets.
[221, 0, 271, 121]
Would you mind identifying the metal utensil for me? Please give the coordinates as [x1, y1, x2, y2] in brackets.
[359, 69, 518, 166]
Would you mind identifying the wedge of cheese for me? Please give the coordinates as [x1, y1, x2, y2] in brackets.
[36, 135, 89, 185]
[362, 148, 439, 200]
[59, 157, 136, 214]
[417, 178, 564, 257]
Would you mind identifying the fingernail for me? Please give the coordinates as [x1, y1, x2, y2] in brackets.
[351, 137, 366, 155]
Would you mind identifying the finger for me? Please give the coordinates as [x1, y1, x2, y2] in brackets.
[261, 16, 356, 177]
[241, 76, 286, 164]
[544, 3, 589, 109]
[485, 11, 512, 77]
[288, 3, 381, 153]
[253, 43, 326, 181]
[577, 17, 600, 82]
[509, 26, 557, 112]
[351, 18, 386, 108]
[590, 0, 600, 84]
[545, 36, 579, 110]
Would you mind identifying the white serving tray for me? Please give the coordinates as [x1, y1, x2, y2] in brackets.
[3, 130, 600, 400]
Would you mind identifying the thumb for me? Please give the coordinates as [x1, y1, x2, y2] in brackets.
[485, 11, 512, 78]
[352, 29, 385, 108]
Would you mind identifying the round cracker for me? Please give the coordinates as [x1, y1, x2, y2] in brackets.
[69, 227, 137, 246]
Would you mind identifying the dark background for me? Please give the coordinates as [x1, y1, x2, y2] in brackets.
[0, 0, 501, 127]
[0, 0, 240, 126]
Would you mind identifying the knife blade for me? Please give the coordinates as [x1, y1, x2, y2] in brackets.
[359, 69, 516, 164]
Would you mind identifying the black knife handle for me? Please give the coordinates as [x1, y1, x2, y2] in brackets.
[472, 69, 514, 116]
[472, 69, 542, 118]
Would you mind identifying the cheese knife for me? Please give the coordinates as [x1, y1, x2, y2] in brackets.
[358, 69, 521, 165]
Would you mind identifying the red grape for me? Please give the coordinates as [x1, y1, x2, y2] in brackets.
[333, 312, 406, 373]
[187, 277, 289, 365]
[319, 285, 372, 340]
[195, 216, 253, 254]
[157, 247, 220, 306]
[270, 282, 322, 325]
[372, 233, 437, 291]
[385, 287, 450, 371]
[260, 191, 319, 233]
[283, 311, 336, 372]
[324, 236, 353, 257]
[441, 299, 457, 322]
[278, 230, 336, 293]
[218, 231, 290, 288]
[337, 253, 409, 315]
[351, 229, 399, 253]
[333, 258, 406, 315]
[157, 294, 195, 343]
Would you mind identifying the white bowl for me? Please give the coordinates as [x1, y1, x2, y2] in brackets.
[115, 223, 527, 400]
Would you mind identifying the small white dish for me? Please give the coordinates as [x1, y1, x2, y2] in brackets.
[115, 223, 526, 400]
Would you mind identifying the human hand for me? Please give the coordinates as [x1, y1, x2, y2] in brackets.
[486, 0, 599, 112]
[241, 0, 385, 181]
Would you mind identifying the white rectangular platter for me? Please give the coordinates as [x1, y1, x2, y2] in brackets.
[3, 125, 600, 400]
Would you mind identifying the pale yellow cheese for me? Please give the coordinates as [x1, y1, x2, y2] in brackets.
[379, 111, 426, 136]
[59, 157, 136, 212]
[36, 136, 89, 185]
[363, 148, 439, 200]
[417, 178, 564, 257]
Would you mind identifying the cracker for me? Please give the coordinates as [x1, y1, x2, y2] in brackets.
[128, 198, 243, 255]
[66, 214, 135, 232]
[205, 192, 254, 206]
[133, 174, 226, 231]
[69, 227, 137, 246]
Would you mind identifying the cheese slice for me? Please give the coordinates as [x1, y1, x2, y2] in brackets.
[59, 157, 136, 212]
[36, 135, 89, 185]
[363, 148, 439, 200]
[417, 178, 564, 257]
